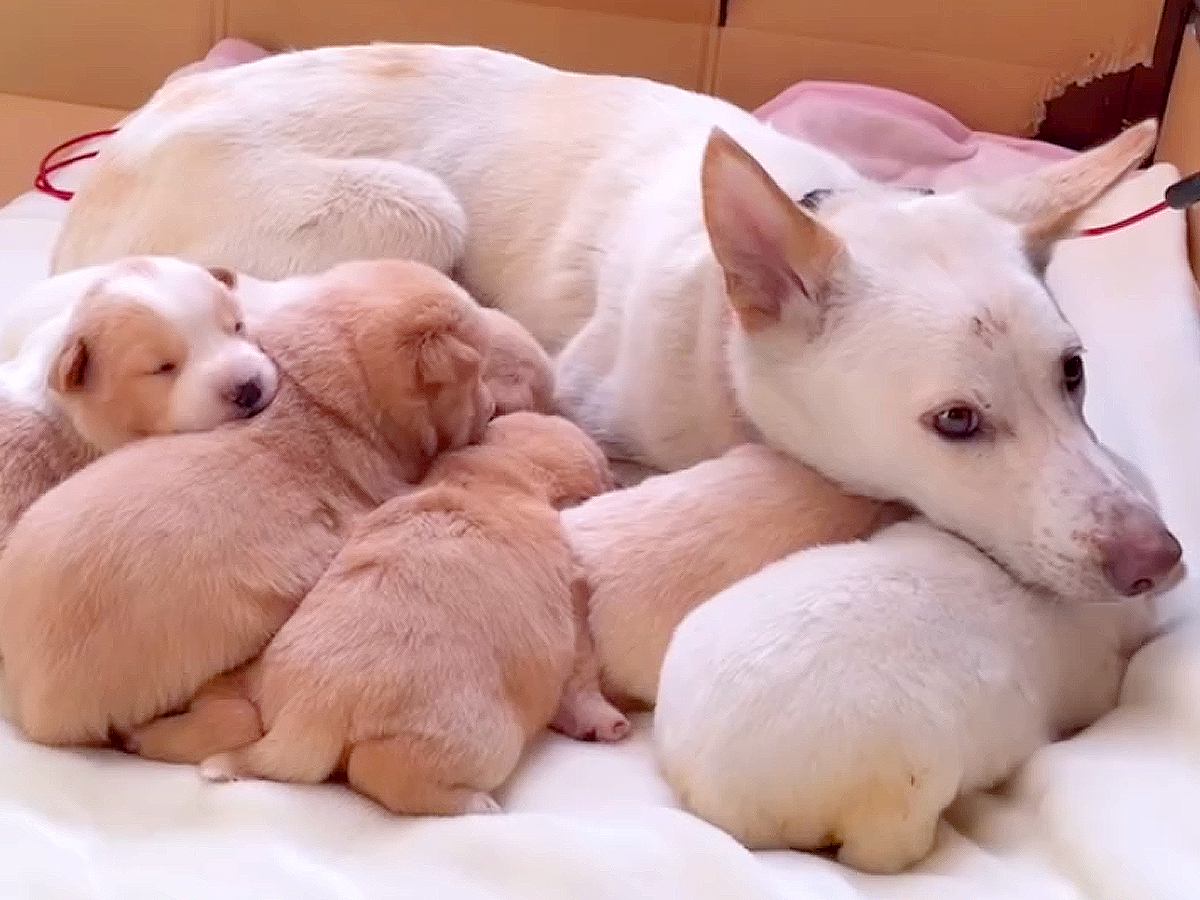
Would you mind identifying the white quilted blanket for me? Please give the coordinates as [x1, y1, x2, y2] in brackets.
[0, 163, 1196, 899]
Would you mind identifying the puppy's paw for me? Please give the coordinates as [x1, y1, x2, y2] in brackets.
[199, 752, 240, 782]
[551, 691, 631, 743]
[464, 792, 502, 815]
[592, 711, 631, 743]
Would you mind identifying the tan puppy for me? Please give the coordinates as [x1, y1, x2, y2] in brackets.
[138, 413, 619, 815]
[0, 259, 278, 546]
[0, 260, 494, 747]
[565, 443, 906, 707]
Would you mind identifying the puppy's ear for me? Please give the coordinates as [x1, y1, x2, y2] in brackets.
[49, 335, 90, 394]
[967, 119, 1157, 260]
[207, 266, 238, 289]
[416, 332, 484, 388]
[702, 128, 845, 333]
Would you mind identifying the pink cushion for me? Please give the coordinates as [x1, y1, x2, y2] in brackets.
[755, 81, 1075, 189]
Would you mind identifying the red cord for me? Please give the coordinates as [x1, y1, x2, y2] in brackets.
[1074, 200, 1169, 237]
[34, 127, 119, 200]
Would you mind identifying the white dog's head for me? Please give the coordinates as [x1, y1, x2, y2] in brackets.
[49, 258, 278, 450]
[704, 121, 1181, 601]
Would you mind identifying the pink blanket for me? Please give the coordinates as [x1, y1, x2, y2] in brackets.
[172, 40, 1079, 188]
[755, 81, 1075, 188]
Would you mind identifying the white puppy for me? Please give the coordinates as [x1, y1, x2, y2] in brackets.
[0, 258, 278, 545]
[39, 259, 277, 451]
[654, 513, 1163, 873]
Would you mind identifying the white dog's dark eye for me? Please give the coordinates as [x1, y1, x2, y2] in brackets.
[930, 406, 981, 439]
[233, 321, 245, 334]
[1062, 354, 1084, 392]
[154, 362, 177, 376]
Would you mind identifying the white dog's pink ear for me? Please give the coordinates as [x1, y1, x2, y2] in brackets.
[49, 336, 89, 394]
[702, 128, 845, 332]
[968, 119, 1157, 255]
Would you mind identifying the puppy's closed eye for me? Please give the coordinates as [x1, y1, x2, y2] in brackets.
[151, 362, 178, 376]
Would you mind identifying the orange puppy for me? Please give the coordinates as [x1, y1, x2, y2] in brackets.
[0, 260, 494, 747]
[158, 413, 621, 816]
[565, 443, 907, 707]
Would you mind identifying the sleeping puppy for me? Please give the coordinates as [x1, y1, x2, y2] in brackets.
[0, 259, 494, 747]
[655, 514, 1164, 872]
[565, 443, 905, 707]
[0, 258, 276, 548]
[128, 413, 625, 816]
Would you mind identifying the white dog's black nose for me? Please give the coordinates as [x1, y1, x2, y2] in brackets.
[229, 379, 264, 412]
[1099, 511, 1183, 596]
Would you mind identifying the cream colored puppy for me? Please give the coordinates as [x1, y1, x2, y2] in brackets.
[0, 260, 493, 747]
[564, 444, 902, 707]
[0, 258, 276, 547]
[655, 515, 1163, 873]
[130, 414, 622, 817]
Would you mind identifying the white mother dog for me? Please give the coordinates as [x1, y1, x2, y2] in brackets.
[53, 44, 1179, 602]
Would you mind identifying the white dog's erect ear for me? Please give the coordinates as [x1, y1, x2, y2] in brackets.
[702, 128, 845, 332]
[968, 119, 1157, 255]
[49, 336, 89, 394]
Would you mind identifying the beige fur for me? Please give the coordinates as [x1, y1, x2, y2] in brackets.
[0, 260, 494, 747]
[564, 444, 905, 706]
[126, 413, 623, 816]
[0, 397, 95, 553]
[480, 308, 555, 415]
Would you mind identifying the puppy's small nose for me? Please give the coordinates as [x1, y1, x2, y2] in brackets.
[1099, 516, 1183, 596]
[229, 379, 263, 412]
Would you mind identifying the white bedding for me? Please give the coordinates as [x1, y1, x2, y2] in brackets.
[0, 164, 1197, 899]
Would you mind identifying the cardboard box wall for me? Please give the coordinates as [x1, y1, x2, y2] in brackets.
[0, 0, 1165, 135]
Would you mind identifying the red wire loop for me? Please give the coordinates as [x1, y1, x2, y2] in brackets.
[1074, 200, 1169, 237]
[34, 127, 119, 200]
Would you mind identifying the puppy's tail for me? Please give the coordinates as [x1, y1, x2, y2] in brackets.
[200, 702, 345, 785]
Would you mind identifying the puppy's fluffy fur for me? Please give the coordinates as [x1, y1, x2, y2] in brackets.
[0, 396, 94, 552]
[0, 258, 277, 546]
[129, 413, 622, 815]
[0, 260, 493, 746]
[564, 443, 903, 706]
[479, 307, 555, 415]
[654, 517, 1158, 873]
